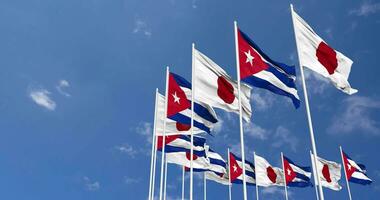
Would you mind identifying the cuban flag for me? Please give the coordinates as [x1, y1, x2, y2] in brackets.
[157, 135, 210, 169]
[167, 72, 218, 134]
[229, 152, 256, 185]
[236, 27, 300, 108]
[283, 155, 313, 187]
[342, 150, 372, 185]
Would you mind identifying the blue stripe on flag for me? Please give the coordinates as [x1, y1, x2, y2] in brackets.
[349, 176, 372, 185]
[242, 76, 300, 108]
[169, 113, 211, 133]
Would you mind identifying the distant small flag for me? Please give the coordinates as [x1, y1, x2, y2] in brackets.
[283, 155, 313, 187]
[311, 153, 342, 191]
[342, 150, 372, 185]
[193, 48, 252, 121]
[292, 8, 357, 94]
[205, 147, 230, 185]
[255, 154, 284, 187]
[236, 27, 300, 108]
[157, 135, 210, 169]
[229, 152, 256, 185]
[167, 72, 218, 134]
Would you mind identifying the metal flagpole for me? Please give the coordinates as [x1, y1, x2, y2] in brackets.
[290, 4, 324, 200]
[190, 43, 196, 200]
[182, 167, 185, 200]
[254, 152, 259, 200]
[310, 150, 320, 200]
[159, 67, 170, 200]
[281, 152, 289, 200]
[151, 130, 158, 200]
[340, 146, 353, 200]
[228, 148, 232, 200]
[204, 173, 207, 200]
[164, 159, 168, 200]
[149, 89, 159, 200]
[233, 20, 248, 200]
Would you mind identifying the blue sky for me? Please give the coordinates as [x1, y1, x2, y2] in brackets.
[0, 0, 379, 199]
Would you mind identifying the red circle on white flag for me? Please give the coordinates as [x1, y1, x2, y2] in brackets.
[217, 76, 235, 104]
[316, 41, 338, 75]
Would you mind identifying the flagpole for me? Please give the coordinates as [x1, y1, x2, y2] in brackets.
[204, 173, 207, 200]
[254, 152, 259, 200]
[290, 4, 324, 200]
[159, 67, 170, 200]
[228, 148, 232, 200]
[148, 89, 159, 200]
[190, 42, 196, 200]
[281, 152, 289, 200]
[234, 20, 248, 200]
[164, 158, 168, 200]
[310, 150, 320, 200]
[182, 167, 185, 200]
[151, 132, 158, 200]
[340, 146, 353, 200]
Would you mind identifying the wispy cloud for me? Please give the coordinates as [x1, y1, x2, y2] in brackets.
[29, 88, 56, 111]
[272, 126, 298, 152]
[251, 91, 275, 111]
[83, 176, 100, 191]
[261, 187, 293, 198]
[133, 19, 152, 37]
[114, 143, 138, 158]
[136, 122, 153, 143]
[303, 69, 330, 95]
[244, 122, 269, 140]
[350, 1, 380, 16]
[124, 176, 141, 184]
[56, 79, 71, 97]
[328, 96, 380, 135]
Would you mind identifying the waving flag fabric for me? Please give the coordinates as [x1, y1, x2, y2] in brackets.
[283, 155, 312, 187]
[204, 147, 230, 185]
[342, 150, 372, 185]
[255, 154, 285, 187]
[311, 153, 342, 191]
[193, 48, 252, 121]
[167, 72, 218, 134]
[155, 93, 202, 136]
[157, 135, 210, 169]
[236, 27, 300, 108]
[292, 8, 357, 94]
[229, 152, 256, 185]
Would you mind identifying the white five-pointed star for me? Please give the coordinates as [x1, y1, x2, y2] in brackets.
[347, 163, 351, 170]
[287, 168, 292, 176]
[244, 50, 254, 66]
[233, 164, 238, 172]
[172, 92, 180, 104]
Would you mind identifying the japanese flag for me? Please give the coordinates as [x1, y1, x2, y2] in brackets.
[255, 154, 285, 187]
[194, 48, 252, 122]
[311, 153, 342, 191]
[291, 8, 357, 95]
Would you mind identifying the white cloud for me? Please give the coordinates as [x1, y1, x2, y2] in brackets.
[251, 91, 275, 111]
[133, 19, 152, 37]
[303, 69, 330, 95]
[212, 118, 223, 135]
[272, 126, 298, 152]
[328, 96, 380, 135]
[261, 187, 293, 198]
[56, 79, 71, 97]
[83, 176, 100, 191]
[350, 1, 380, 16]
[136, 122, 153, 143]
[114, 143, 138, 158]
[244, 122, 269, 140]
[124, 177, 141, 184]
[29, 88, 56, 111]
